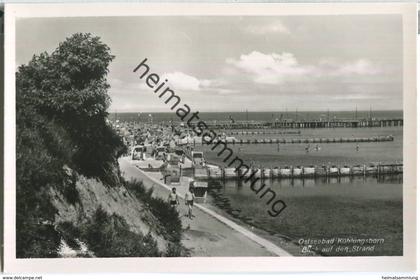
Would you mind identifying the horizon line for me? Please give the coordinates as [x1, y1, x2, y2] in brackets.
[109, 109, 404, 114]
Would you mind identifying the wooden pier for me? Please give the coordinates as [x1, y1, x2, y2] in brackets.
[179, 135, 395, 145]
[227, 135, 394, 144]
[228, 130, 301, 135]
[206, 118, 403, 130]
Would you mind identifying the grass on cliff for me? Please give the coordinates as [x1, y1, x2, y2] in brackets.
[58, 207, 161, 257]
[123, 179, 185, 256]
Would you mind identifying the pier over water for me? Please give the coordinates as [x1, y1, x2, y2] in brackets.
[206, 119, 403, 130]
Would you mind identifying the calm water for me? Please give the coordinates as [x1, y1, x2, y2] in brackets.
[116, 110, 403, 255]
[199, 124, 403, 255]
[111, 110, 403, 123]
[194, 127, 403, 167]
[209, 175, 402, 205]
[206, 175, 403, 256]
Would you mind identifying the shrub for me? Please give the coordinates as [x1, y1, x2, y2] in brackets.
[80, 207, 161, 257]
[57, 221, 82, 251]
[165, 242, 184, 257]
[16, 223, 61, 258]
[125, 179, 182, 243]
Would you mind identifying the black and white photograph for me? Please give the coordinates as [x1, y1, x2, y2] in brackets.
[3, 2, 417, 273]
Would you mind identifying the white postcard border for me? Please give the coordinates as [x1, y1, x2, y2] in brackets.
[3, 2, 417, 273]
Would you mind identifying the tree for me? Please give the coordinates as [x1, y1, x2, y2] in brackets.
[16, 33, 125, 257]
[17, 32, 125, 183]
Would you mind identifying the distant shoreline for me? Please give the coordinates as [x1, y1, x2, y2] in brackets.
[109, 109, 404, 114]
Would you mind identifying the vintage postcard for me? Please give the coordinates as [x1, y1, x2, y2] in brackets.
[2, 2, 417, 273]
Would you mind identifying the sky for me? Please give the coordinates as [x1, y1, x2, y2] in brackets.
[16, 15, 403, 112]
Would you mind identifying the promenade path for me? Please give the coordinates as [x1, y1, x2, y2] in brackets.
[119, 157, 291, 257]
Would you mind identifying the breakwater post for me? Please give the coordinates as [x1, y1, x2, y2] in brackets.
[181, 135, 394, 146]
[206, 119, 403, 130]
[192, 163, 403, 181]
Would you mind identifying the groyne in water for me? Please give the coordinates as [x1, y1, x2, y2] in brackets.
[233, 135, 394, 144]
[206, 119, 403, 130]
[227, 130, 301, 135]
[180, 135, 394, 145]
[193, 163, 403, 180]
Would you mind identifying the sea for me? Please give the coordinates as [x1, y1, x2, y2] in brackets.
[116, 110, 403, 256]
[109, 110, 403, 123]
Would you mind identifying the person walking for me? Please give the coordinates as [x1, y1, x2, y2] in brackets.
[168, 187, 179, 208]
[185, 185, 196, 219]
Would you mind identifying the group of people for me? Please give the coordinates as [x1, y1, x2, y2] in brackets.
[167, 185, 196, 219]
[305, 143, 360, 153]
[305, 144, 322, 153]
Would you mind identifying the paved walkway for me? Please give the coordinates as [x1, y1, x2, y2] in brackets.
[119, 157, 291, 257]
[132, 157, 165, 169]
